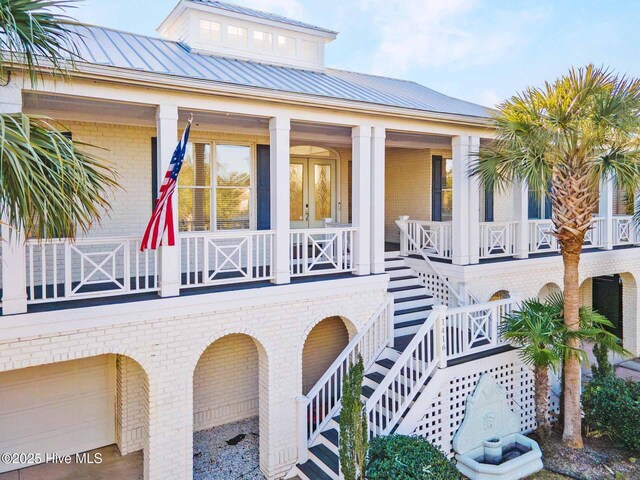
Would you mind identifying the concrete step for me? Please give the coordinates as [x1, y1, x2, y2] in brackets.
[387, 275, 422, 288]
[385, 266, 412, 278]
[388, 284, 425, 299]
[394, 305, 433, 323]
[393, 294, 433, 310]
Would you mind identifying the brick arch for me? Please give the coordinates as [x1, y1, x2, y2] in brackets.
[538, 282, 562, 302]
[189, 329, 270, 478]
[0, 343, 152, 376]
[298, 314, 355, 395]
[487, 290, 511, 302]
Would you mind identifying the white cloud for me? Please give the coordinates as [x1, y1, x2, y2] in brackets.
[362, 0, 539, 77]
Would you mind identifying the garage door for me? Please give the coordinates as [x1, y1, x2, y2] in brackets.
[0, 355, 115, 473]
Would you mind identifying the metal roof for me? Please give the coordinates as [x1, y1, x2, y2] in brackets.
[70, 24, 490, 119]
[188, 0, 337, 35]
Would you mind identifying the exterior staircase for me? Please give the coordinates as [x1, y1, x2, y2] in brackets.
[294, 252, 436, 480]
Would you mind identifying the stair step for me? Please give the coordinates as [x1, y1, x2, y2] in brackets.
[393, 334, 415, 352]
[297, 459, 333, 480]
[385, 266, 411, 272]
[376, 358, 396, 370]
[395, 305, 433, 316]
[365, 371, 385, 384]
[394, 294, 432, 304]
[389, 275, 417, 282]
[320, 429, 339, 447]
[388, 285, 423, 293]
[394, 318, 428, 330]
[309, 444, 339, 475]
[362, 385, 375, 398]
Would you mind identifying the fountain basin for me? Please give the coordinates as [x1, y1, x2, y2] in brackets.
[456, 432, 542, 480]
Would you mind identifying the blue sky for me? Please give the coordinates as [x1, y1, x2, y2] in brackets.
[72, 0, 640, 107]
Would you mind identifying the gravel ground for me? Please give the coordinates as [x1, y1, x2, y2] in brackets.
[527, 430, 640, 480]
[193, 417, 265, 480]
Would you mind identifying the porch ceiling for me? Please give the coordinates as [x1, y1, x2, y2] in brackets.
[23, 92, 157, 126]
[385, 131, 452, 149]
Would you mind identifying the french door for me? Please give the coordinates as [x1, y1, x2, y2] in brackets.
[290, 157, 337, 229]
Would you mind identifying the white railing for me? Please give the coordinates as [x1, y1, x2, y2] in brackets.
[479, 221, 517, 258]
[444, 298, 515, 360]
[366, 307, 443, 438]
[290, 227, 356, 276]
[179, 230, 274, 287]
[401, 219, 452, 260]
[25, 236, 158, 303]
[528, 220, 558, 254]
[298, 295, 394, 458]
[613, 215, 636, 245]
[584, 216, 605, 248]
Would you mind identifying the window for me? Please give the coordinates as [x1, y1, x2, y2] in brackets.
[216, 144, 251, 230]
[178, 142, 253, 231]
[200, 20, 221, 42]
[528, 183, 552, 220]
[227, 25, 248, 46]
[178, 143, 212, 231]
[440, 158, 453, 221]
[277, 35, 296, 55]
[300, 39, 318, 61]
[614, 186, 633, 215]
[253, 30, 272, 51]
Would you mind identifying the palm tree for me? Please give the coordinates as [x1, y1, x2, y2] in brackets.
[473, 65, 640, 448]
[500, 298, 565, 436]
[1, 0, 118, 239]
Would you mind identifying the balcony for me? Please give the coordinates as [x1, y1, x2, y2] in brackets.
[399, 214, 638, 264]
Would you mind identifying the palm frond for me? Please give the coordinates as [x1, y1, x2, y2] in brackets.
[0, 113, 118, 239]
[0, 0, 83, 84]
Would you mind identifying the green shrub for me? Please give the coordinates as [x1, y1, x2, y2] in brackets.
[366, 434, 461, 480]
[583, 376, 640, 451]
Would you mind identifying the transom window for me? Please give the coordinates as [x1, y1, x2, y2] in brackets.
[178, 142, 253, 231]
[299, 39, 318, 61]
[253, 30, 272, 51]
[277, 35, 296, 55]
[200, 20, 221, 42]
[227, 25, 248, 46]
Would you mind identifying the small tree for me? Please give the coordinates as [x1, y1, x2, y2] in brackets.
[500, 298, 565, 435]
[339, 355, 368, 480]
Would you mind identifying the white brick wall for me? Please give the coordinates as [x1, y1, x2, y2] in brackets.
[0, 278, 388, 480]
[116, 354, 149, 455]
[301, 316, 349, 394]
[193, 333, 259, 430]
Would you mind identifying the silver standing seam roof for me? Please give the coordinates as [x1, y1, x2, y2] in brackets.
[69, 24, 490, 119]
[188, 0, 338, 35]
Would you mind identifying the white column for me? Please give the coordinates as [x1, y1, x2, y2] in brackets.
[514, 181, 529, 259]
[156, 104, 180, 297]
[468, 136, 481, 264]
[370, 126, 386, 274]
[452, 136, 470, 265]
[599, 175, 614, 250]
[352, 125, 372, 275]
[269, 116, 291, 284]
[1, 81, 28, 314]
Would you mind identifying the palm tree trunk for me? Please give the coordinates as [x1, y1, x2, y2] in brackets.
[534, 365, 550, 435]
[561, 239, 584, 448]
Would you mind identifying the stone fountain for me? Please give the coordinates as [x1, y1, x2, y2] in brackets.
[452, 374, 543, 480]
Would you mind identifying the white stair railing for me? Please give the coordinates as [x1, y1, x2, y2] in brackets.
[297, 294, 394, 461]
[396, 218, 477, 305]
[365, 305, 445, 438]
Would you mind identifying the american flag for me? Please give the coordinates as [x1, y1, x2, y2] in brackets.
[141, 114, 193, 251]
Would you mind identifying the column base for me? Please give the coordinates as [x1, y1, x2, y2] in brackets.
[1, 297, 28, 315]
[158, 282, 180, 297]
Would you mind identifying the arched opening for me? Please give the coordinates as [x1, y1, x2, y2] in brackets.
[489, 290, 510, 301]
[538, 282, 561, 302]
[0, 354, 148, 478]
[302, 316, 350, 394]
[193, 333, 267, 478]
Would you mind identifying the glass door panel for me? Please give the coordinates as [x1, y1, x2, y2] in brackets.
[309, 159, 336, 228]
[290, 159, 308, 229]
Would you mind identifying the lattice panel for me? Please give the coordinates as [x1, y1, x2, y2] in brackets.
[410, 357, 557, 455]
[417, 272, 451, 305]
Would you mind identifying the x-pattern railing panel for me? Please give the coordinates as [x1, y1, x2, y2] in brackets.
[207, 237, 249, 280]
[71, 242, 126, 294]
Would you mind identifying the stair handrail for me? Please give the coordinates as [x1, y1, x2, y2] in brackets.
[299, 294, 395, 455]
[365, 305, 447, 438]
[396, 218, 479, 305]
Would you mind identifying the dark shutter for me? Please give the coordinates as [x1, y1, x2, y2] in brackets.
[151, 137, 158, 208]
[256, 144, 271, 230]
[484, 185, 494, 222]
[544, 181, 553, 219]
[431, 155, 443, 221]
